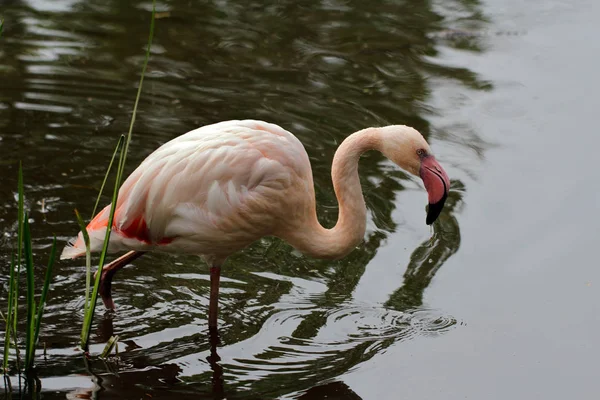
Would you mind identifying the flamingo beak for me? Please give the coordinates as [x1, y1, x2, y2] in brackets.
[419, 155, 450, 225]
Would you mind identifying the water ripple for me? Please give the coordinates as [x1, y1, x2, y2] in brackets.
[167, 302, 459, 388]
[0, 0, 486, 396]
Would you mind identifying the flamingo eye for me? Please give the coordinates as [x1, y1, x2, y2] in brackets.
[416, 149, 426, 157]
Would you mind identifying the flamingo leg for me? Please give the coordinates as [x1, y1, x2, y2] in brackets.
[208, 265, 221, 329]
[95, 250, 146, 310]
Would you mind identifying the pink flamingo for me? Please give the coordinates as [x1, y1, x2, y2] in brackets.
[61, 120, 450, 330]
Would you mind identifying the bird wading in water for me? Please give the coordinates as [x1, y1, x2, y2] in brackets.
[61, 120, 450, 330]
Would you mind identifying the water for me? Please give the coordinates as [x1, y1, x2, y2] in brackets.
[1, 0, 599, 399]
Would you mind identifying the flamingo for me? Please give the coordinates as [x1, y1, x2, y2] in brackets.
[61, 120, 450, 330]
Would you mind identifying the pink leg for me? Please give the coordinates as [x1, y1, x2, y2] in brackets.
[95, 250, 146, 309]
[209, 265, 221, 329]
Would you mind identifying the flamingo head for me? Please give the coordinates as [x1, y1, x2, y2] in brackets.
[379, 125, 451, 225]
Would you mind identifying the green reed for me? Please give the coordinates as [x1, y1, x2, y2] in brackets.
[23, 215, 57, 371]
[3, 165, 57, 373]
[2, 17, 56, 377]
[79, 135, 124, 350]
[78, 0, 156, 351]
[100, 335, 120, 358]
[3, 256, 18, 373]
[3, 164, 24, 373]
[74, 210, 91, 314]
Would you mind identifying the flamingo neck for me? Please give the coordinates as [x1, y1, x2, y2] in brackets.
[287, 128, 381, 259]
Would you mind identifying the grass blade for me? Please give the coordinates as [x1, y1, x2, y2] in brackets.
[123, 0, 156, 165]
[80, 0, 155, 351]
[33, 237, 56, 348]
[80, 136, 125, 349]
[74, 210, 91, 313]
[84, 133, 124, 320]
[23, 215, 36, 371]
[13, 163, 24, 351]
[91, 137, 126, 219]
[0, 20, 4, 39]
[100, 335, 119, 358]
[3, 255, 15, 372]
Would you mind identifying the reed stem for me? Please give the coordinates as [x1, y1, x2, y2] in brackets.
[79, 0, 156, 351]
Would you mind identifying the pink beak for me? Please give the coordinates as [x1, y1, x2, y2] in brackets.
[419, 155, 450, 225]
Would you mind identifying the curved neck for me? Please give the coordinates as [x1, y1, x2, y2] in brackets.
[286, 128, 381, 259]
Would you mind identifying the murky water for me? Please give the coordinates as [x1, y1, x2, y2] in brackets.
[1, 0, 599, 399]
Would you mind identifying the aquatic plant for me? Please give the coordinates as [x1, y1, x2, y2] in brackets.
[24, 215, 57, 371]
[3, 165, 57, 373]
[78, 0, 156, 351]
[79, 135, 124, 350]
[1, 19, 58, 370]
[2, 163, 22, 373]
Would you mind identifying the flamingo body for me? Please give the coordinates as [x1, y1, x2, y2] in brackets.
[62, 120, 316, 263]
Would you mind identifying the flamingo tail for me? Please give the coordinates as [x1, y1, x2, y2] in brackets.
[60, 205, 112, 260]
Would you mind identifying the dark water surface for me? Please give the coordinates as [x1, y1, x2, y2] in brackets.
[1, 0, 598, 399]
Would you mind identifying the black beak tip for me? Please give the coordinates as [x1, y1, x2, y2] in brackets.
[426, 194, 448, 225]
